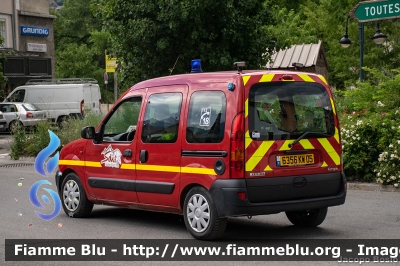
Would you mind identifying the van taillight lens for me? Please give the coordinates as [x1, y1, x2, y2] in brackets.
[80, 100, 84, 114]
[230, 112, 245, 178]
[26, 112, 33, 118]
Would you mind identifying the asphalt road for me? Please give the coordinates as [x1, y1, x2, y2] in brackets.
[1, 164, 400, 266]
[0, 132, 11, 152]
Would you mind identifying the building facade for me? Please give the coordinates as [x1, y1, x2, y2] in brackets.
[0, 0, 55, 95]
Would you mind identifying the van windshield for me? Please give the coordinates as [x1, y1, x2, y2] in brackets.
[248, 82, 335, 141]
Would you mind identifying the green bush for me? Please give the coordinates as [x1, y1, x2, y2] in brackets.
[10, 112, 104, 159]
[335, 68, 400, 186]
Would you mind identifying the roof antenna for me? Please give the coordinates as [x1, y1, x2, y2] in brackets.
[234, 61, 246, 73]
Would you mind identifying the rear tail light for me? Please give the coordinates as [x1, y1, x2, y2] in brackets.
[80, 100, 84, 114]
[26, 112, 34, 118]
[230, 112, 245, 178]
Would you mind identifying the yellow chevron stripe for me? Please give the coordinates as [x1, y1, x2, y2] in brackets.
[334, 127, 340, 144]
[298, 74, 315, 82]
[259, 74, 275, 82]
[264, 165, 273, 171]
[246, 141, 274, 171]
[330, 98, 336, 115]
[245, 98, 248, 118]
[245, 130, 252, 149]
[279, 140, 293, 151]
[321, 161, 328, 167]
[318, 75, 328, 85]
[318, 138, 340, 165]
[242, 76, 251, 86]
[299, 139, 315, 149]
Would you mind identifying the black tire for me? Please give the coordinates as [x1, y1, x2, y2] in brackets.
[9, 120, 23, 133]
[183, 186, 227, 240]
[285, 207, 328, 227]
[60, 172, 93, 218]
[57, 116, 69, 129]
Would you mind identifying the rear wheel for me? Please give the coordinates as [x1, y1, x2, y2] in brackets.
[60, 172, 93, 218]
[183, 186, 227, 240]
[285, 207, 328, 227]
[9, 120, 23, 133]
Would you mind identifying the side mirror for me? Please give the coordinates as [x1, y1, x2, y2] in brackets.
[81, 126, 95, 139]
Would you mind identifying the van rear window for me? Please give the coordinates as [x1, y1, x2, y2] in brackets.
[186, 91, 226, 143]
[249, 82, 334, 141]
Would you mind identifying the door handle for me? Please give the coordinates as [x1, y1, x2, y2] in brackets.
[123, 149, 132, 157]
[140, 150, 148, 163]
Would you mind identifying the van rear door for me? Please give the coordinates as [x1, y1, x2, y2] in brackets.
[243, 73, 343, 203]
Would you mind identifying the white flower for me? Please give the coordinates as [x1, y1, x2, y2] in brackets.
[392, 126, 396, 130]
[391, 176, 397, 180]
[356, 120, 363, 126]
[394, 183, 399, 188]
[397, 140, 400, 145]
[351, 125, 355, 128]
[377, 101, 385, 107]
[389, 144, 393, 148]
[365, 141, 369, 144]
[357, 137, 360, 140]
[377, 172, 381, 177]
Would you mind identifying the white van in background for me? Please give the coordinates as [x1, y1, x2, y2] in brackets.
[4, 78, 102, 123]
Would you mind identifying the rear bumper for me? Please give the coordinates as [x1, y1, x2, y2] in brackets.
[209, 172, 346, 218]
[22, 118, 47, 127]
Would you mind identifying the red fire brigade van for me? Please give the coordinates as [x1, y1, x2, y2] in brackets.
[56, 61, 346, 240]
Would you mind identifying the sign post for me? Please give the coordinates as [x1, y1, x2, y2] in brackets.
[350, 0, 400, 22]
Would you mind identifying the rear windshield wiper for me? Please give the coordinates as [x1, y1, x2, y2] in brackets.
[289, 131, 331, 148]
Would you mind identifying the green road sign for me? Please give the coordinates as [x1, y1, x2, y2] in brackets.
[350, 0, 400, 22]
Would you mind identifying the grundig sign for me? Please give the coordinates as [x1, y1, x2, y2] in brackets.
[350, 0, 400, 22]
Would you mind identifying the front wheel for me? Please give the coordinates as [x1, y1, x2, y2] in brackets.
[285, 207, 328, 227]
[60, 172, 93, 218]
[183, 186, 227, 240]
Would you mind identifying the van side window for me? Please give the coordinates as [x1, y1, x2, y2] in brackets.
[9, 89, 25, 102]
[102, 97, 142, 142]
[186, 91, 226, 143]
[141, 93, 182, 143]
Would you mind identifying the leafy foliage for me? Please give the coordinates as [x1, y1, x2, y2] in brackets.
[335, 68, 400, 186]
[91, 0, 278, 87]
[10, 112, 104, 159]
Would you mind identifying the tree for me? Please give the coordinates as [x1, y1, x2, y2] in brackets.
[91, 0, 278, 87]
[54, 0, 113, 101]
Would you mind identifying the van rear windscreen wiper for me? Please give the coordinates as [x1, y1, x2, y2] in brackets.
[289, 131, 331, 148]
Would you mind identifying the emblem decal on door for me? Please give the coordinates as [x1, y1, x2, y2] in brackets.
[101, 145, 122, 168]
[200, 107, 211, 126]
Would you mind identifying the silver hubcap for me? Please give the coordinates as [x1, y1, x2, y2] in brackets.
[187, 194, 210, 233]
[63, 180, 80, 211]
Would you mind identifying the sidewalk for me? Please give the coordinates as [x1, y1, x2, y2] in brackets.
[0, 153, 399, 193]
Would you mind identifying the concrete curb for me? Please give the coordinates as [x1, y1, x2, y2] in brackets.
[0, 155, 399, 192]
